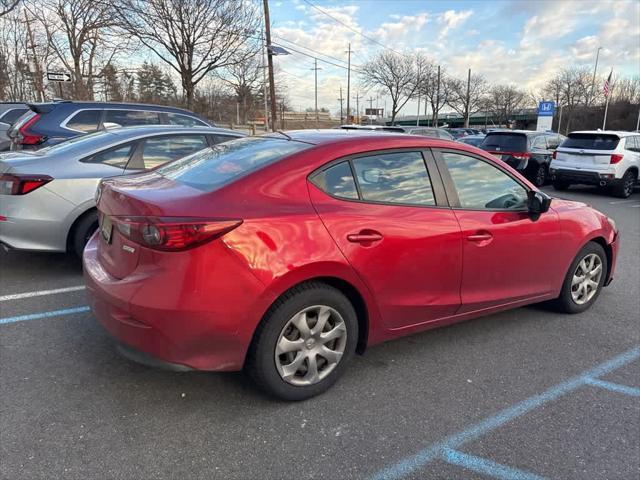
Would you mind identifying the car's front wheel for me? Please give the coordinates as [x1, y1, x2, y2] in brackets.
[246, 282, 358, 401]
[553, 241, 607, 314]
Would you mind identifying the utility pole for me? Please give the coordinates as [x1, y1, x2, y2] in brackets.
[261, 30, 269, 131]
[465, 68, 471, 128]
[353, 92, 361, 124]
[338, 87, 344, 124]
[590, 46, 602, 106]
[311, 59, 321, 126]
[367, 96, 375, 125]
[346, 43, 352, 123]
[24, 12, 45, 102]
[263, 0, 278, 131]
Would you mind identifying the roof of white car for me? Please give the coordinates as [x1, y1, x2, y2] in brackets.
[570, 130, 637, 137]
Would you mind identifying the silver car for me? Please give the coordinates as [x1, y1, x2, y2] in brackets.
[0, 103, 28, 151]
[0, 125, 244, 256]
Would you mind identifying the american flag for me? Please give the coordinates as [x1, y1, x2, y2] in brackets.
[603, 70, 612, 97]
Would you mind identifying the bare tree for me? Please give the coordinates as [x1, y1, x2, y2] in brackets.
[218, 51, 262, 124]
[542, 67, 592, 132]
[485, 85, 527, 127]
[113, 0, 259, 109]
[360, 51, 422, 123]
[0, 0, 20, 17]
[419, 65, 451, 127]
[612, 76, 640, 104]
[28, 0, 120, 100]
[447, 72, 489, 127]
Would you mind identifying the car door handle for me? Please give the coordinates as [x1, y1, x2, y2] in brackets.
[467, 232, 493, 242]
[347, 231, 383, 243]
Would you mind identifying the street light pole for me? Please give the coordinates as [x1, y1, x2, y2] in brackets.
[346, 43, 352, 123]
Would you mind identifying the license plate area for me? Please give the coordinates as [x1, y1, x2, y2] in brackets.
[100, 214, 113, 244]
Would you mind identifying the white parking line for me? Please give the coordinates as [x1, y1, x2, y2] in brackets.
[609, 199, 637, 204]
[0, 285, 85, 302]
[630, 204, 640, 208]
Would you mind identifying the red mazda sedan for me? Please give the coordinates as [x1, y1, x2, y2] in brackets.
[84, 130, 619, 400]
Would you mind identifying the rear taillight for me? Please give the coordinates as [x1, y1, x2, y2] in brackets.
[111, 216, 242, 251]
[552, 151, 557, 160]
[17, 114, 43, 145]
[512, 152, 531, 161]
[610, 154, 624, 164]
[0, 173, 53, 195]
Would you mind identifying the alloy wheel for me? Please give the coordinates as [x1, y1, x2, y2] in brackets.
[275, 305, 347, 386]
[571, 253, 603, 305]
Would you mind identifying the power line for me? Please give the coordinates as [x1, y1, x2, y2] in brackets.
[271, 40, 362, 73]
[273, 34, 361, 69]
[301, 0, 403, 55]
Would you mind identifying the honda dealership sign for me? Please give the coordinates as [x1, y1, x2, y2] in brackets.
[536, 101, 555, 131]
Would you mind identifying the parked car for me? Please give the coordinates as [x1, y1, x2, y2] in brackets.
[0, 125, 243, 256]
[457, 134, 485, 147]
[84, 130, 619, 401]
[7, 100, 213, 151]
[0, 102, 29, 151]
[446, 128, 477, 139]
[479, 130, 565, 187]
[337, 124, 454, 140]
[550, 130, 640, 198]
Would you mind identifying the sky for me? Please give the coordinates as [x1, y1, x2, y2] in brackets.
[266, 0, 640, 117]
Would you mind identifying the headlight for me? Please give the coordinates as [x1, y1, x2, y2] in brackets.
[607, 217, 617, 233]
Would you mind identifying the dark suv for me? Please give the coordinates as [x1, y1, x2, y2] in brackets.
[8, 101, 213, 150]
[479, 130, 565, 186]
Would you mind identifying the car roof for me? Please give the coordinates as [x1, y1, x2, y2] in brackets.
[25, 101, 207, 116]
[569, 130, 635, 137]
[486, 129, 552, 136]
[106, 125, 243, 137]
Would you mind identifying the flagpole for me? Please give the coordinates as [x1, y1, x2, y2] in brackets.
[602, 69, 613, 130]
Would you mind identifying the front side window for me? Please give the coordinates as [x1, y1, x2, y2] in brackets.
[167, 113, 207, 127]
[351, 151, 435, 206]
[140, 134, 208, 169]
[104, 110, 161, 127]
[442, 151, 528, 210]
[311, 162, 358, 199]
[84, 144, 133, 168]
[66, 110, 101, 132]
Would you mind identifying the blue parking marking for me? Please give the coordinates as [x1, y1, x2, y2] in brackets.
[441, 448, 546, 480]
[371, 346, 640, 480]
[0, 306, 91, 325]
[583, 377, 640, 397]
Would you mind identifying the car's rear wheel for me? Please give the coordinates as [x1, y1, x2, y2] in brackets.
[531, 163, 547, 187]
[611, 170, 636, 198]
[552, 242, 607, 314]
[246, 282, 358, 401]
[553, 180, 570, 191]
[72, 210, 98, 258]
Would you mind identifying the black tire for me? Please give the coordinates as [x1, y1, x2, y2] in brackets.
[553, 180, 570, 191]
[72, 210, 98, 258]
[611, 170, 636, 198]
[552, 241, 607, 314]
[246, 282, 358, 401]
[530, 163, 547, 187]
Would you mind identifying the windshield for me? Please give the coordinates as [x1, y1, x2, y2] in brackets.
[480, 133, 527, 152]
[561, 133, 620, 151]
[156, 136, 311, 192]
[35, 131, 113, 155]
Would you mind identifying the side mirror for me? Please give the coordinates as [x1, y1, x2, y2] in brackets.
[362, 168, 382, 184]
[527, 190, 551, 216]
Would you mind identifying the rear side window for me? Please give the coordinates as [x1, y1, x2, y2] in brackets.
[66, 110, 101, 132]
[481, 133, 527, 152]
[562, 133, 620, 150]
[140, 134, 209, 169]
[0, 108, 28, 124]
[167, 113, 207, 127]
[83, 144, 133, 168]
[156, 137, 310, 191]
[624, 136, 640, 152]
[352, 151, 435, 206]
[312, 162, 358, 199]
[104, 110, 161, 127]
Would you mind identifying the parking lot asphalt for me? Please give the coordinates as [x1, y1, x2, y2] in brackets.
[1, 186, 639, 480]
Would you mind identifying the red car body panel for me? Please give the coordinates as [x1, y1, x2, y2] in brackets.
[83, 132, 620, 371]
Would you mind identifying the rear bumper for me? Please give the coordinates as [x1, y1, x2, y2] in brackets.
[83, 234, 266, 372]
[550, 168, 619, 187]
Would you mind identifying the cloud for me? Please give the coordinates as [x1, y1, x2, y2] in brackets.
[438, 9, 472, 39]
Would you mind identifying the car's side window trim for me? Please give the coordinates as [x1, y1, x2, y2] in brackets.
[432, 147, 531, 212]
[61, 109, 103, 133]
[308, 147, 449, 208]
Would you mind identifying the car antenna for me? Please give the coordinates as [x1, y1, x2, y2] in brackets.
[275, 130, 292, 140]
